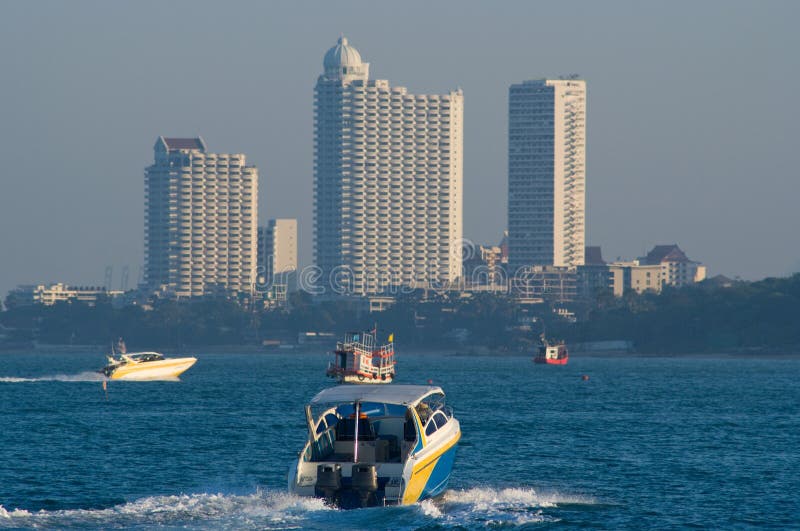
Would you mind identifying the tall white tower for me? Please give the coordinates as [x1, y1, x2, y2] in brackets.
[508, 79, 586, 273]
[314, 36, 464, 294]
[144, 137, 258, 297]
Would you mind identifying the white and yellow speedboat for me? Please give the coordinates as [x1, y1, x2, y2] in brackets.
[99, 352, 196, 381]
[288, 385, 460, 508]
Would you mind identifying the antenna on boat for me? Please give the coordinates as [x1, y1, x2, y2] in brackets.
[353, 401, 360, 463]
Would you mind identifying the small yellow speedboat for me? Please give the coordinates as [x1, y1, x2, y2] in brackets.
[99, 352, 196, 381]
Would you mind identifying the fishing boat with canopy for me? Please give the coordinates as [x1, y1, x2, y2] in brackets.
[326, 329, 395, 384]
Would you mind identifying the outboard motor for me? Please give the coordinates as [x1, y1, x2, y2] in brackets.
[315, 463, 342, 504]
[351, 464, 378, 507]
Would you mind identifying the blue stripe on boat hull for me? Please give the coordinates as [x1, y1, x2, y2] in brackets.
[419, 443, 458, 500]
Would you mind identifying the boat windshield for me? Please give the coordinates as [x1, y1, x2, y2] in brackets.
[128, 353, 164, 362]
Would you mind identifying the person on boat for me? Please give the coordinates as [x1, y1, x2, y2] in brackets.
[416, 401, 432, 424]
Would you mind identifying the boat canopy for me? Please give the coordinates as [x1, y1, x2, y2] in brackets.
[310, 385, 443, 407]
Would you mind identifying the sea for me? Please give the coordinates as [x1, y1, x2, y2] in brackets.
[0, 350, 798, 529]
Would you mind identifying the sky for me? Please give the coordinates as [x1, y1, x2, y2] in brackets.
[0, 0, 798, 297]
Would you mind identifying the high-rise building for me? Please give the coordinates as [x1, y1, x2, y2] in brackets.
[314, 36, 464, 294]
[257, 218, 298, 286]
[144, 137, 258, 298]
[508, 79, 586, 274]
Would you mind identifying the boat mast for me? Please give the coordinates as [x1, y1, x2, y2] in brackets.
[353, 400, 360, 463]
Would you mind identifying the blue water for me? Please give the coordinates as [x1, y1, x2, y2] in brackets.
[1, 351, 798, 529]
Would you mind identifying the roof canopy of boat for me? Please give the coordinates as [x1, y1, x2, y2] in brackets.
[310, 385, 443, 408]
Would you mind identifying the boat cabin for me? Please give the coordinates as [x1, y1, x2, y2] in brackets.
[327, 330, 395, 383]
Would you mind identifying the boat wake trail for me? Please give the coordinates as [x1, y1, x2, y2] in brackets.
[0, 491, 331, 530]
[418, 486, 598, 526]
[0, 487, 598, 530]
[0, 371, 105, 383]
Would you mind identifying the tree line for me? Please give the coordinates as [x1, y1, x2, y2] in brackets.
[2, 274, 799, 354]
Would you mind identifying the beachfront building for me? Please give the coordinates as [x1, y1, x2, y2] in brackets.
[6, 283, 123, 307]
[508, 78, 586, 274]
[609, 244, 707, 296]
[144, 137, 258, 298]
[314, 36, 464, 295]
[640, 244, 707, 288]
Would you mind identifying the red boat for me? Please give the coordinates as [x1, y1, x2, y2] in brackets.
[533, 335, 568, 365]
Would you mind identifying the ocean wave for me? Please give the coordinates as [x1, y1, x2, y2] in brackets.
[0, 371, 106, 383]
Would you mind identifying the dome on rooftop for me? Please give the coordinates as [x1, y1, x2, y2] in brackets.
[323, 36, 363, 71]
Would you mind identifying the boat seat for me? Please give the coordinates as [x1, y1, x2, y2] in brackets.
[377, 435, 400, 461]
[336, 418, 376, 441]
[333, 441, 376, 463]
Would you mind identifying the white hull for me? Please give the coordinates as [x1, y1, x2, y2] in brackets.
[109, 357, 196, 381]
[340, 374, 393, 384]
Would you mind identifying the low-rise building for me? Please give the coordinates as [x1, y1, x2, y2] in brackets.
[511, 265, 577, 302]
[577, 246, 614, 299]
[640, 244, 706, 287]
[609, 261, 663, 296]
[608, 244, 706, 296]
[7, 283, 123, 307]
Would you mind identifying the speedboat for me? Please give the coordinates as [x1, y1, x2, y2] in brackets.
[99, 352, 197, 380]
[288, 385, 460, 508]
[326, 329, 395, 384]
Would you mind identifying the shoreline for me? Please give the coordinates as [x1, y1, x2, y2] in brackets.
[2, 343, 798, 359]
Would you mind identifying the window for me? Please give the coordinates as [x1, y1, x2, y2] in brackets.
[425, 411, 448, 436]
[425, 418, 438, 436]
[433, 411, 448, 429]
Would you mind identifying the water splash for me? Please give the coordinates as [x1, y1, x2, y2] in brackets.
[0, 488, 596, 529]
[415, 487, 598, 526]
[0, 371, 106, 383]
[445, 486, 597, 508]
[0, 491, 331, 530]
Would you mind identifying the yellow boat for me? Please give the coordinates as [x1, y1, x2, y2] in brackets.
[99, 352, 196, 381]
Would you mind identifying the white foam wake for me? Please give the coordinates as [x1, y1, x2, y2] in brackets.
[445, 486, 596, 508]
[0, 491, 331, 529]
[417, 487, 597, 526]
[0, 371, 106, 383]
[0, 487, 596, 529]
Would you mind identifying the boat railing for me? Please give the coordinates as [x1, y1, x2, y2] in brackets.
[330, 332, 396, 379]
[351, 343, 395, 377]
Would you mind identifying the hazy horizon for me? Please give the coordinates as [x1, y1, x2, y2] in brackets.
[1, 0, 798, 297]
